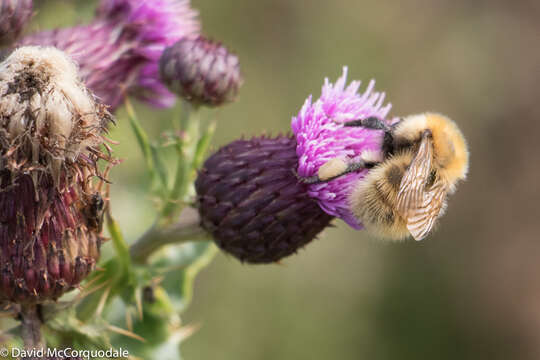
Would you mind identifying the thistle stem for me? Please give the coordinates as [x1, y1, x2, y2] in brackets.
[159, 100, 200, 225]
[20, 304, 44, 354]
[130, 207, 208, 264]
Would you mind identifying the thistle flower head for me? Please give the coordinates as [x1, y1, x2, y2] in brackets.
[96, 0, 199, 43]
[160, 36, 242, 106]
[20, 0, 200, 110]
[0, 47, 113, 303]
[292, 67, 393, 229]
[195, 135, 332, 263]
[97, 0, 200, 107]
[0, 0, 33, 46]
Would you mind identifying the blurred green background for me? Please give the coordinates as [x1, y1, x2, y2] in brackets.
[30, 0, 540, 359]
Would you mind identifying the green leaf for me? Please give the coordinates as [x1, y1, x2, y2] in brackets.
[109, 286, 177, 358]
[107, 212, 131, 271]
[45, 309, 113, 350]
[178, 243, 218, 311]
[151, 241, 213, 274]
[158, 242, 218, 312]
[125, 99, 154, 175]
[160, 146, 190, 220]
[77, 214, 133, 321]
[151, 143, 169, 190]
[192, 121, 216, 171]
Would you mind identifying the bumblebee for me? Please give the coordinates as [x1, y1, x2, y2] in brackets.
[296, 113, 469, 240]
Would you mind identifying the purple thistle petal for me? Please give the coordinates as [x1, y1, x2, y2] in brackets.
[292, 67, 394, 229]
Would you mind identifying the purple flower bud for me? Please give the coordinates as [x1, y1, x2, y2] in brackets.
[195, 135, 333, 264]
[20, 0, 200, 111]
[292, 67, 395, 229]
[0, 47, 113, 303]
[0, 0, 33, 46]
[160, 36, 242, 106]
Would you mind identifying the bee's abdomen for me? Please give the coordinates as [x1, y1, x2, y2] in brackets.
[349, 154, 411, 240]
[385, 163, 404, 189]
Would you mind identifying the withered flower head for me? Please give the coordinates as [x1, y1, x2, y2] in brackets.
[0, 46, 114, 303]
[195, 135, 333, 264]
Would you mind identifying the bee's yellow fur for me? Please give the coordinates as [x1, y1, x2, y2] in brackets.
[393, 113, 469, 192]
[350, 113, 469, 240]
[350, 152, 412, 239]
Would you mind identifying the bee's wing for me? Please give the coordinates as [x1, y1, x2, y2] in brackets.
[407, 180, 448, 240]
[396, 134, 447, 240]
[396, 134, 433, 218]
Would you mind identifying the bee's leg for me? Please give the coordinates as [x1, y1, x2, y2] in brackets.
[345, 160, 378, 172]
[292, 169, 322, 184]
[341, 116, 390, 130]
[293, 160, 378, 184]
[382, 131, 395, 156]
[342, 117, 400, 156]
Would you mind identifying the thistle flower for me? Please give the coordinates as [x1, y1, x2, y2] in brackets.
[0, 0, 33, 46]
[195, 135, 333, 263]
[20, 0, 200, 110]
[0, 47, 113, 303]
[292, 67, 393, 229]
[160, 36, 242, 106]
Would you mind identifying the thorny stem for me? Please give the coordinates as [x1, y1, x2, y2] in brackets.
[160, 101, 200, 225]
[20, 304, 44, 354]
[130, 207, 208, 264]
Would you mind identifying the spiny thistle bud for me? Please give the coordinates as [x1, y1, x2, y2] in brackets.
[20, 0, 200, 110]
[160, 36, 242, 106]
[0, 0, 33, 46]
[195, 135, 333, 263]
[0, 46, 114, 303]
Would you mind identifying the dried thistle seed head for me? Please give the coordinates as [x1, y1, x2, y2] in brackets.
[160, 36, 242, 106]
[195, 135, 333, 264]
[0, 0, 33, 46]
[0, 46, 114, 304]
[0, 46, 113, 186]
